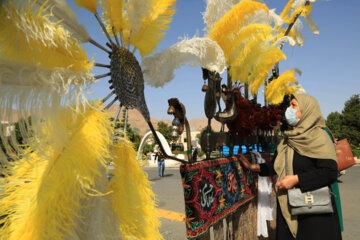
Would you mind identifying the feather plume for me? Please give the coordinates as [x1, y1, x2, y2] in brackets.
[265, 69, 300, 104]
[101, 0, 127, 35]
[108, 138, 163, 240]
[291, 20, 305, 46]
[73, 0, 98, 13]
[71, 165, 122, 240]
[209, 0, 269, 51]
[0, 1, 93, 72]
[249, 47, 286, 95]
[126, 0, 153, 40]
[305, 15, 319, 34]
[269, 9, 284, 27]
[142, 37, 226, 87]
[34, 0, 91, 43]
[202, 0, 239, 35]
[0, 105, 114, 240]
[129, 0, 177, 57]
[283, 4, 312, 24]
[225, 23, 273, 66]
[0, 59, 95, 161]
[292, 0, 307, 10]
[279, 0, 294, 21]
[273, 36, 296, 47]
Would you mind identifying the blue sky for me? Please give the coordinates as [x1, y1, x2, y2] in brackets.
[68, 0, 360, 120]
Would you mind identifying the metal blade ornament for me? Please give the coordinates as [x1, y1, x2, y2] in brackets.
[107, 45, 186, 163]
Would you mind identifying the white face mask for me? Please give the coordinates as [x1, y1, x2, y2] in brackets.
[285, 107, 300, 126]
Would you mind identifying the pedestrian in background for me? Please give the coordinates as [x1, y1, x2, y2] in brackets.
[192, 147, 198, 161]
[154, 149, 165, 177]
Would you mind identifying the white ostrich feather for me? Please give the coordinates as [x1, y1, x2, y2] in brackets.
[292, 20, 305, 46]
[246, 9, 271, 26]
[0, 59, 95, 159]
[292, 0, 307, 11]
[273, 36, 296, 47]
[36, 0, 90, 42]
[142, 37, 227, 87]
[288, 81, 306, 94]
[269, 9, 284, 26]
[202, 0, 237, 35]
[305, 15, 319, 34]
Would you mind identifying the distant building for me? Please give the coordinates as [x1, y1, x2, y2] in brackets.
[176, 128, 201, 151]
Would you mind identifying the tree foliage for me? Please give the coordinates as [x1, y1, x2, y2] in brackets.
[326, 94, 360, 157]
[156, 121, 179, 143]
[111, 109, 141, 150]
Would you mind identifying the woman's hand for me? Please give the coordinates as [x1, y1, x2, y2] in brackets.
[276, 175, 299, 190]
[238, 154, 260, 172]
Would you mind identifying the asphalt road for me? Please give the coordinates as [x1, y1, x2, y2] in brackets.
[145, 164, 360, 240]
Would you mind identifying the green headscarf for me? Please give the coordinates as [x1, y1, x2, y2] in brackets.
[274, 93, 337, 237]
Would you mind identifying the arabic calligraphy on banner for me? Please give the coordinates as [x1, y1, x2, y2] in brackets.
[180, 154, 272, 239]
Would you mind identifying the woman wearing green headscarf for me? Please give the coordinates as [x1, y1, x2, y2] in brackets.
[239, 93, 342, 240]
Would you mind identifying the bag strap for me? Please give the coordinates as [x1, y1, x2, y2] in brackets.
[285, 147, 289, 176]
[326, 127, 338, 144]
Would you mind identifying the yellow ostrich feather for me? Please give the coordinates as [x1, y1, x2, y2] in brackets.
[73, 0, 98, 13]
[225, 23, 273, 65]
[108, 138, 163, 240]
[280, 0, 294, 21]
[209, 0, 269, 52]
[0, 1, 93, 73]
[101, 0, 127, 34]
[227, 25, 274, 82]
[128, 0, 177, 57]
[249, 48, 286, 95]
[283, 5, 312, 24]
[265, 70, 299, 104]
[0, 104, 113, 240]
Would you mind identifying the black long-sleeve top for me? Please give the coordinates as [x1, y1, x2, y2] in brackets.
[259, 150, 338, 192]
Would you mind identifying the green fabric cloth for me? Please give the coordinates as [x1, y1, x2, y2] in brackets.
[325, 127, 344, 232]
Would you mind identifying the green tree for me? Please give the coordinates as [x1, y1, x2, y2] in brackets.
[143, 143, 155, 155]
[111, 111, 141, 150]
[326, 111, 342, 137]
[326, 94, 360, 157]
[156, 121, 179, 143]
[340, 94, 360, 146]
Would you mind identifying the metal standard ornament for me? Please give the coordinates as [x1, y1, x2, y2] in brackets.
[110, 46, 150, 122]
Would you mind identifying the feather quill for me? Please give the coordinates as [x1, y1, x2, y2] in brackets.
[129, 0, 177, 57]
[73, 0, 98, 13]
[108, 138, 163, 240]
[142, 37, 226, 87]
[0, 1, 93, 72]
[265, 69, 300, 104]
